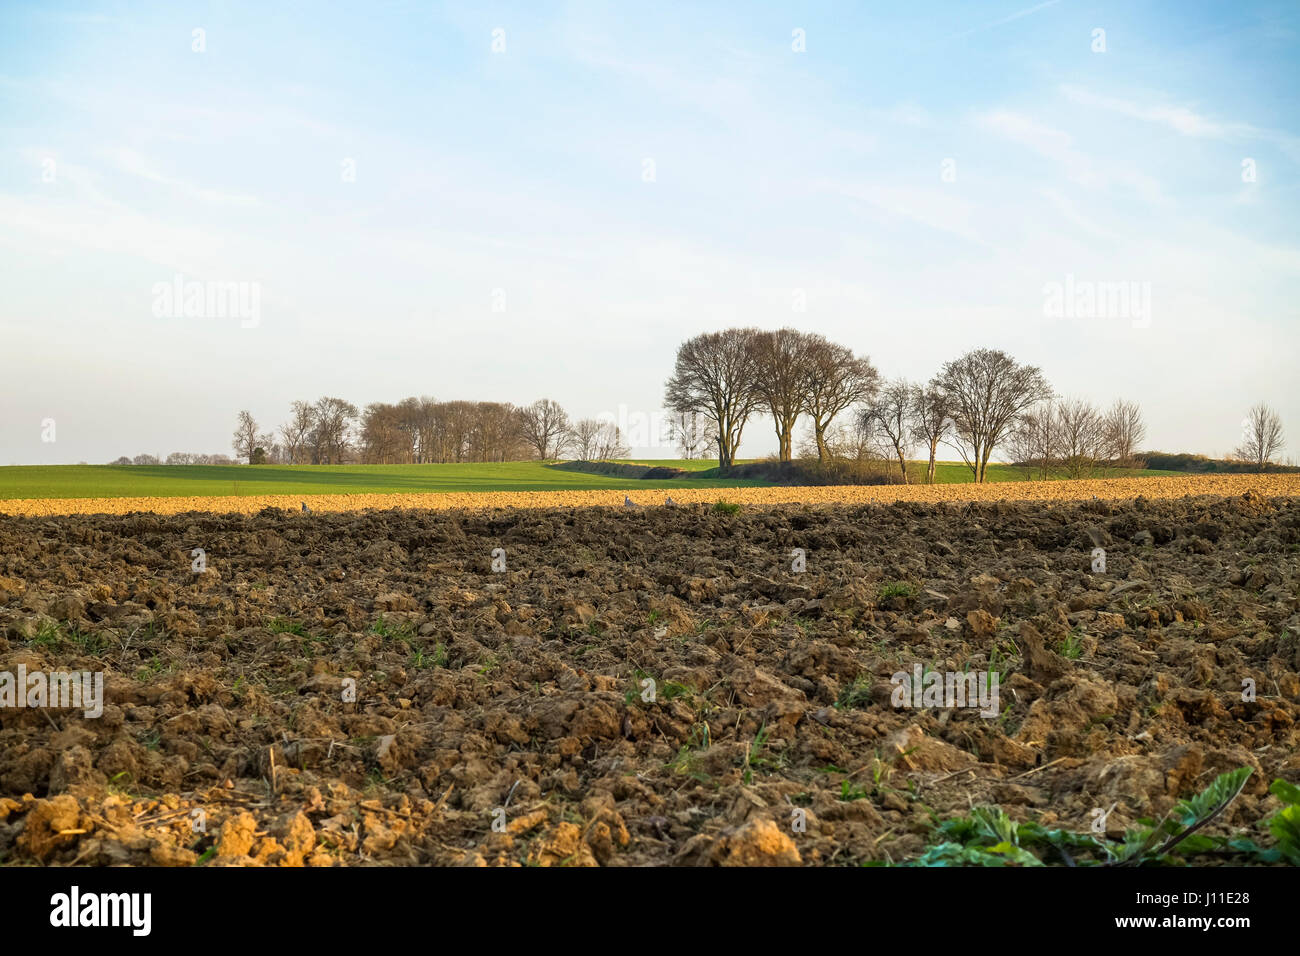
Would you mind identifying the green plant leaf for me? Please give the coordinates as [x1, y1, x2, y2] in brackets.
[1269, 779, 1300, 807]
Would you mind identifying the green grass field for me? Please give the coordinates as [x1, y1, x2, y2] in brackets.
[0, 460, 1176, 500]
[0, 462, 768, 500]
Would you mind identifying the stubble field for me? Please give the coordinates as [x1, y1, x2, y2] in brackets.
[1, 472, 1296, 517]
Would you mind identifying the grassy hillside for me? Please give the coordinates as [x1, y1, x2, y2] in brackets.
[0, 462, 768, 500]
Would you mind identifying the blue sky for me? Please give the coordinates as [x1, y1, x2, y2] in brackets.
[1, 0, 1297, 463]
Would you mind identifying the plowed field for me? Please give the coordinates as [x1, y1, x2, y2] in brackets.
[0, 481, 1297, 866]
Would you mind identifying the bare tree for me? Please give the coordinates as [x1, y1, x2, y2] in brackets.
[934, 349, 1051, 483]
[863, 378, 913, 481]
[1004, 414, 1040, 481]
[566, 417, 629, 461]
[310, 397, 359, 464]
[1010, 398, 1061, 480]
[474, 402, 526, 462]
[749, 328, 811, 462]
[1054, 397, 1105, 478]
[593, 422, 630, 459]
[518, 398, 572, 460]
[835, 414, 878, 461]
[664, 328, 762, 468]
[393, 396, 424, 462]
[802, 334, 879, 462]
[232, 410, 266, 464]
[909, 385, 951, 484]
[437, 400, 475, 462]
[361, 402, 411, 463]
[570, 418, 603, 460]
[132, 453, 160, 465]
[279, 401, 316, 465]
[1235, 402, 1285, 471]
[1100, 398, 1146, 470]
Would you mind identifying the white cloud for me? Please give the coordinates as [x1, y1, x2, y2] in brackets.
[1059, 84, 1300, 161]
[1060, 85, 1227, 137]
[975, 110, 1165, 202]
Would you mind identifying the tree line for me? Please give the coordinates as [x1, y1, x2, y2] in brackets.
[109, 452, 237, 466]
[107, 331, 1285, 475]
[225, 397, 630, 465]
[664, 327, 1287, 481]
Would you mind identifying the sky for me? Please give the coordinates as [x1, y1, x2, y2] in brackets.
[1, 0, 1297, 464]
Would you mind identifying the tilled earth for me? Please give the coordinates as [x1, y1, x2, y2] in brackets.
[0, 492, 1297, 866]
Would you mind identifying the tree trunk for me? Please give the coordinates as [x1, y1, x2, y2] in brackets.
[814, 422, 828, 462]
[774, 422, 791, 463]
[779, 415, 797, 462]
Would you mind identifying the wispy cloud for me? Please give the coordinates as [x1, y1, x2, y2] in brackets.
[1060, 85, 1227, 137]
[975, 109, 1165, 202]
[1059, 84, 1300, 161]
[950, 0, 1063, 39]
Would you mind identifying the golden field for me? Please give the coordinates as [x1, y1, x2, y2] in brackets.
[2, 472, 1298, 516]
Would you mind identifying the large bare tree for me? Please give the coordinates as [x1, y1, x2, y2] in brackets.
[863, 378, 913, 481]
[310, 397, 359, 464]
[802, 334, 879, 462]
[934, 348, 1051, 483]
[749, 328, 811, 462]
[361, 402, 412, 463]
[1235, 402, 1285, 471]
[279, 401, 316, 464]
[518, 398, 572, 460]
[664, 328, 762, 468]
[909, 384, 951, 484]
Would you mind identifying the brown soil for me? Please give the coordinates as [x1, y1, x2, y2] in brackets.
[0, 490, 1297, 866]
